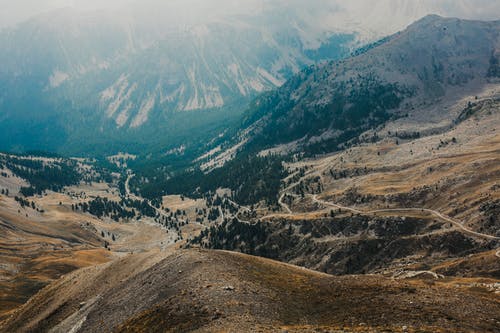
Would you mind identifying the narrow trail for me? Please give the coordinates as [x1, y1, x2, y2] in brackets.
[125, 174, 163, 217]
[124, 173, 139, 201]
[219, 207, 225, 222]
[278, 193, 292, 214]
[226, 198, 251, 212]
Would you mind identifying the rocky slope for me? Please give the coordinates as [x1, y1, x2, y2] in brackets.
[195, 215, 497, 277]
[2, 249, 499, 333]
[192, 83, 500, 279]
[220, 15, 500, 158]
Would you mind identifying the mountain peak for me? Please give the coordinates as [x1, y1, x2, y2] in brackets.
[237, 16, 500, 156]
[418, 13, 443, 21]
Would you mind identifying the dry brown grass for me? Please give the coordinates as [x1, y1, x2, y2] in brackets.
[0, 184, 172, 321]
[285, 99, 500, 234]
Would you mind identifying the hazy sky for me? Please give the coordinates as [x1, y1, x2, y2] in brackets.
[0, 0, 135, 28]
[1, 0, 499, 31]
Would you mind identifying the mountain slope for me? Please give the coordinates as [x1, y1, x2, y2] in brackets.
[2, 2, 498, 156]
[233, 15, 500, 156]
[189, 71, 500, 280]
[2, 249, 500, 333]
[129, 15, 500, 220]
[0, 3, 356, 155]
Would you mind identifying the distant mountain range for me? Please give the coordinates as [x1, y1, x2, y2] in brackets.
[0, 2, 355, 154]
[128, 14, 499, 210]
[0, 1, 498, 156]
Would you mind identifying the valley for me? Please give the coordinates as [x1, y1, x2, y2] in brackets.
[0, 1, 358, 155]
[0, 8, 499, 333]
[0, 82, 498, 332]
[0, 175, 174, 321]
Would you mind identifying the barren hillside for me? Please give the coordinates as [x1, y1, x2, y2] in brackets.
[2, 249, 499, 333]
[192, 88, 500, 278]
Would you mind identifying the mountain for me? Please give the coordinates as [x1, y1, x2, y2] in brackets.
[1, 1, 498, 156]
[0, 2, 356, 155]
[322, 0, 500, 41]
[225, 15, 500, 157]
[182, 15, 500, 282]
[126, 16, 500, 216]
[1, 6, 500, 333]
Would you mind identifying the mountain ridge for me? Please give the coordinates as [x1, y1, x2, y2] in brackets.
[225, 14, 500, 157]
[2, 249, 499, 332]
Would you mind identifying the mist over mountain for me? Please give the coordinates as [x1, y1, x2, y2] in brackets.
[0, 0, 498, 155]
[231, 15, 500, 156]
[136, 14, 500, 203]
[0, 1, 355, 154]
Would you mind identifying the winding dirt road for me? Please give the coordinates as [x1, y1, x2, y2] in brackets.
[278, 193, 292, 214]
[125, 174, 176, 221]
[311, 194, 500, 241]
[126, 172, 500, 250]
